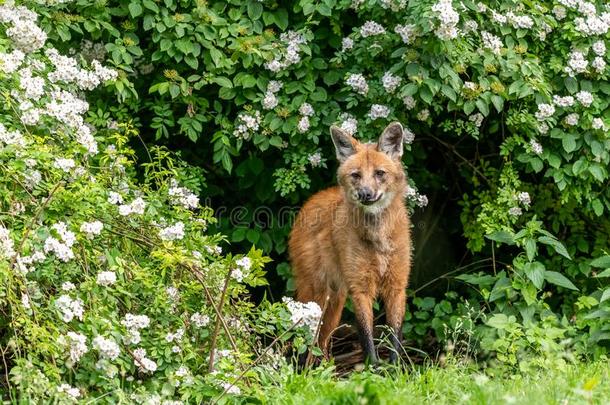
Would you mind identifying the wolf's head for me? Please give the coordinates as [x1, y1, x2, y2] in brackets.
[331, 122, 407, 214]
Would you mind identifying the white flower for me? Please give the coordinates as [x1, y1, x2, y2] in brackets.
[62, 282, 76, 291]
[118, 197, 146, 216]
[55, 295, 84, 322]
[517, 192, 531, 207]
[403, 95, 416, 110]
[44, 237, 74, 262]
[491, 11, 507, 24]
[417, 109, 430, 121]
[394, 24, 417, 44]
[282, 297, 322, 333]
[368, 104, 391, 120]
[232, 268, 245, 282]
[96, 271, 117, 286]
[432, 0, 460, 40]
[159, 222, 185, 241]
[267, 80, 283, 93]
[463, 20, 478, 33]
[342, 37, 354, 51]
[565, 51, 588, 76]
[535, 103, 555, 121]
[0, 226, 15, 260]
[481, 31, 502, 55]
[469, 113, 484, 128]
[360, 21, 386, 37]
[553, 95, 575, 108]
[219, 381, 241, 395]
[339, 114, 358, 135]
[530, 139, 543, 155]
[168, 179, 198, 210]
[299, 102, 315, 117]
[592, 57, 606, 73]
[297, 116, 310, 133]
[57, 384, 80, 400]
[593, 40, 606, 56]
[58, 331, 89, 363]
[508, 207, 522, 217]
[121, 313, 151, 330]
[576, 91, 594, 107]
[191, 312, 210, 327]
[592, 118, 606, 130]
[108, 191, 123, 205]
[506, 12, 534, 29]
[564, 113, 579, 126]
[0, 49, 24, 74]
[233, 111, 262, 140]
[381, 71, 402, 93]
[262, 92, 278, 110]
[0, 123, 26, 148]
[403, 127, 415, 144]
[21, 293, 30, 309]
[553, 5, 567, 20]
[346, 73, 369, 95]
[92, 336, 120, 360]
[53, 158, 75, 173]
[80, 221, 103, 238]
[308, 152, 322, 167]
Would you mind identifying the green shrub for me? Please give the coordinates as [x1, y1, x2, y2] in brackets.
[5, 0, 610, 394]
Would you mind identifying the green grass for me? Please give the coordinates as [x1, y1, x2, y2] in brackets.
[245, 359, 610, 404]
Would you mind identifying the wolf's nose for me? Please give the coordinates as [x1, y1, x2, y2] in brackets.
[358, 188, 374, 201]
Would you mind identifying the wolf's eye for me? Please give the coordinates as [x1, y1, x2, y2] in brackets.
[375, 169, 386, 178]
[350, 172, 361, 180]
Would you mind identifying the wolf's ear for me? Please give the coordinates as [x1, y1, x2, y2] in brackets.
[330, 126, 357, 162]
[377, 122, 404, 160]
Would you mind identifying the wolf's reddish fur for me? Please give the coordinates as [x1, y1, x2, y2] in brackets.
[289, 122, 412, 363]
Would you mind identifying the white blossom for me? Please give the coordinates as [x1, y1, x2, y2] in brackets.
[92, 336, 120, 360]
[565, 51, 588, 76]
[299, 102, 315, 117]
[508, 207, 522, 217]
[530, 139, 543, 155]
[592, 56, 606, 73]
[553, 95, 575, 107]
[346, 73, 369, 95]
[469, 113, 484, 128]
[168, 179, 199, 210]
[159, 222, 185, 241]
[341, 37, 354, 51]
[308, 152, 322, 167]
[564, 113, 579, 126]
[57, 384, 81, 400]
[80, 221, 103, 238]
[96, 271, 117, 286]
[190, 312, 210, 327]
[417, 109, 430, 121]
[368, 104, 391, 120]
[481, 31, 502, 55]
[403, 95, 417, 110]
[297, 116, 310, 133]
[394, 24, 417, 44]
[360, 21, 386, 37]
[233, 111, 262, 140]
[55, 295, 84, 322]
[0, 226, 15, 260]
[553, 5, 567, 20]
[381, 71, 402, 93]
[593, 40, 606, 56]
[339, 114, 358, 135]
[576, 91, 594, 107]
[282, 297, 322, 333]
[517, 192, 531, 207]
[58, 332, 89, 363]
[53, 158, 76, 173]
[432, 0, 460, 40]
[535, 103, 555, 121]
[592, 118, 606, 130]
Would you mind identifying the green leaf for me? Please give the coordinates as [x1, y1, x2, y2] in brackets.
[594, 268, 610, 278]
[562, 135, 577, 153]
[523, 261, 545, 289]
[592, 199, 604, 216]
[544, 271, 578, 291]
[128, 1, 143, 17]
[591, 256, 610, 268]
[538, 236, 571, 260]
[564, 77, 578, 94]
[486, 314, 510, 329]
[600, 288, 610, 303]
[485, 231, 515, 245]
[589, 165, 605, 182]
[142, 0, 159, 12]
[212, 76, 233, 88]
[524, 238, 537, 262]
[247, 1, 263, 20]
[491, 95, 504, 112]
[475, 99, 489, 116]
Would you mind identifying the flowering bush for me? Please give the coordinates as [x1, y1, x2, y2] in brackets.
[0, 2, 329, 402]
[5, 0, 610, 386]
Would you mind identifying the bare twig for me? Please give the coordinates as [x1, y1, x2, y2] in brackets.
[208, 267, 233, 372]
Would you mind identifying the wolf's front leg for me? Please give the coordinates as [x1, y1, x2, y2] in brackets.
[351, 292, 378, 364]
[381, 286, 406, 363]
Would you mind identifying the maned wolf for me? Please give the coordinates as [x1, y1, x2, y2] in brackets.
[289, 122, 412, 363]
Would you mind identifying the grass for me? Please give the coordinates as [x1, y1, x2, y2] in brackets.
[244, 358, 610, 404]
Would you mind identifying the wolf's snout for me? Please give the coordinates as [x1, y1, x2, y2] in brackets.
[357, 187, 381, 205]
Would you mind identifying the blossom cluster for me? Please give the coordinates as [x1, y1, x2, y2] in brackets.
[432, 0, 459, 40]
[262, 80, 282, 110]
[282, 297, 322, 333]
[159, 221, 186, 241]
[233, 110, 262, 140]
[297, 102, 314, 133]
[265, 31, 307, 73]
[168, 179, 199, 209]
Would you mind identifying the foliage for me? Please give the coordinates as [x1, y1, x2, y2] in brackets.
[0, 3, 322, 402]
[4, 0, 610, 399]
